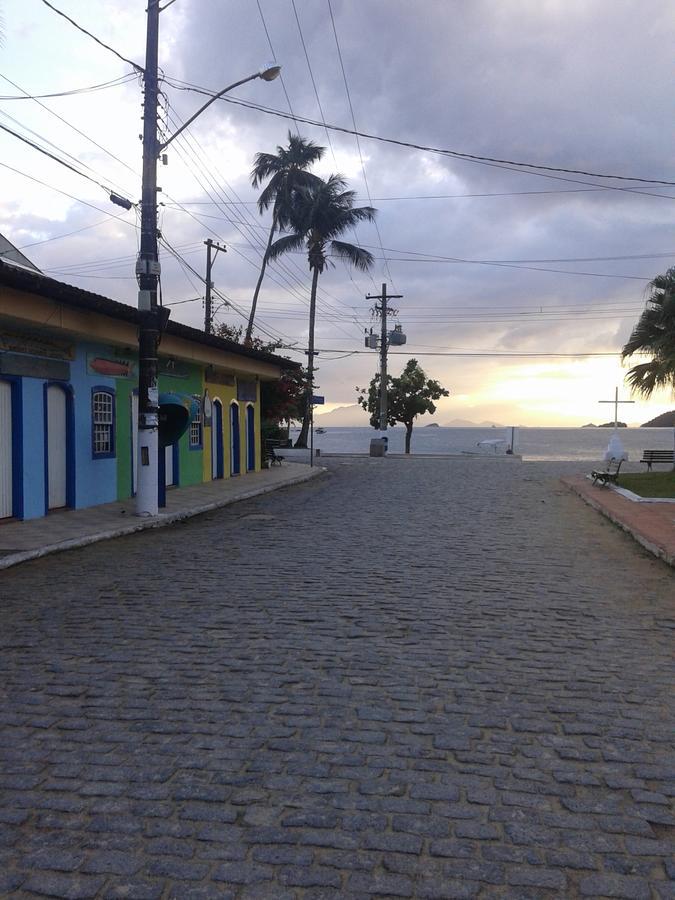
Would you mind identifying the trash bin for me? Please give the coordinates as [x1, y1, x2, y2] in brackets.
[370, 438, 387, 457]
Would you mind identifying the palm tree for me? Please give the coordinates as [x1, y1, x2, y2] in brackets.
[622, 268, 675, 397]
[268, 174, 377, 448]
[246, 132, 325, 344]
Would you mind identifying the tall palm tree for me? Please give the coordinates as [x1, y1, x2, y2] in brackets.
[622, 268, 675, 397]
[268, 174, 377, 448]
[246, 132, 325, 344]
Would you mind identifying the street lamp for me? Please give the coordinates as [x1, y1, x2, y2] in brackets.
[159, 64, 281, 152]
[135, 1, 282, 517]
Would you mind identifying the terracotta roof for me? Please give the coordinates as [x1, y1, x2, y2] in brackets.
[0, 260, 300, 370]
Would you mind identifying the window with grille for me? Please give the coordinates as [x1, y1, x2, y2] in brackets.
[190, 399, 203, 449]
[92, 389, 115, 458]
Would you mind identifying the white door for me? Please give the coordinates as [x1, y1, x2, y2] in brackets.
[0, 381, 12, 519]
[131, 394, 138, 494]
[47, 385, 67, 509]
[165, 444, 174, 486]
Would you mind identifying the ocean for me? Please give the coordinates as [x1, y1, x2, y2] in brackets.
[295, 426, 675, 461]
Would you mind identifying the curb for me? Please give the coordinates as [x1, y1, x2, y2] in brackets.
[0, 466, 326, 572]
[561, 476, 675, 569]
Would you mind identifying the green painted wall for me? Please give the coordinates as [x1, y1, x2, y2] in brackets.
[115, 378, 134, 501]
[162, 365, 203, 487]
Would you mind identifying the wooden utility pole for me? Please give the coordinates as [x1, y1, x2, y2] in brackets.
[366, 283, 402, 431]
[204, 239, 227, 334]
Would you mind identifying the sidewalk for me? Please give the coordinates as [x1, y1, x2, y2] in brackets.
[562, 474, 675, 567]
[0, 463, 324, 571]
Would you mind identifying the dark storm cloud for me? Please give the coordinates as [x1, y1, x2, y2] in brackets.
[17, 0, 671, 417]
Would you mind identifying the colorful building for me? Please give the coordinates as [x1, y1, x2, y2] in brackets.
[0, 260, 298, 521]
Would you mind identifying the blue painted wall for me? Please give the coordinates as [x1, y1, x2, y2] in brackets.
[70, 343, 117, 509]
[16, 341, 119, 519]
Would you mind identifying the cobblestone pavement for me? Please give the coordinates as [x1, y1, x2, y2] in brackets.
[0, 458, 673, 900]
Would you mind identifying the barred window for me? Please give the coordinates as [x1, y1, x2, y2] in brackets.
[92, 389, 115, 457]
[190, 400, 202, 448]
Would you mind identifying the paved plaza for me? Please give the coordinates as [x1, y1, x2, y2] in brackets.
[0, 458, 673, 899]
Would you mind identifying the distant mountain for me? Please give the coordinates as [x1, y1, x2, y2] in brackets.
[599, 422, 627, 428]
[313, 404, 368, 426]
[582, 423, 597, 428]
[444, 418, 502, 427]
[424, 423, 440, 428]
[642, 410, 675, 427]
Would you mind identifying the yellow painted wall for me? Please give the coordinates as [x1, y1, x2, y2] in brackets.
[204, 379, 236, 481]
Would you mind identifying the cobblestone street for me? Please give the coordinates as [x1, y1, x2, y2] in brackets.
[0, 458, 673, 899]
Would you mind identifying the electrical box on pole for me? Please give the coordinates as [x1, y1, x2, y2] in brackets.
[365, 284, 403, 433]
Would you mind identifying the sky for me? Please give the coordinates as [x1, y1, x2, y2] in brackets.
[1, 0, 675, 426]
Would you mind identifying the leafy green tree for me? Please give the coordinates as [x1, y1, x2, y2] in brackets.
[357, 359, 449, 454]
[246, 133, 325, 344]
[268, 174, 377, 448]
[622, 268, 675, 397]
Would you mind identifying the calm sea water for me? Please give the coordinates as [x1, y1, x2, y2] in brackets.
[297, 426, 675, 461]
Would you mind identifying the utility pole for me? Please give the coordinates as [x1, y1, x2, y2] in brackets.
[135, 0, 162, 517]
[366, 283, 402, 431]
[204, 239, 227, 334]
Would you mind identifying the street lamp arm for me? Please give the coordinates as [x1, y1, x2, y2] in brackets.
[159, 65, 280, 151]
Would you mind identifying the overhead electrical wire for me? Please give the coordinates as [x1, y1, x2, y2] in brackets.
[254, 0, 297, 122]
[162, 105, 368, 341]
[37, 0, 144, 73]
[0, 120, 136, 206]
[0, 161, 138, 231]
[0, 72, 137, 100]
[288, 0, 376, 294]
[326, 0, 396, 291]
[0, 71, 140, 190]
[161, 78, 675, 188]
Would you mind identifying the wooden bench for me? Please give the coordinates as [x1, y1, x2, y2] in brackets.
[639, 450, 674, 471]
[591, 457, 623, 487]
[264, 440, 285, 466]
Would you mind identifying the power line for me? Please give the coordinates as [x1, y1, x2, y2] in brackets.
[0, 120, 135, 205]
[38, 0, 144, 73]
[327, 0, 395, 292]
[0, 161, 138, 230]
[0, 71, 140, 188]
[254, 0, 297, 122]
[162, 80, 675, 188]
[0, 72, 137, 100]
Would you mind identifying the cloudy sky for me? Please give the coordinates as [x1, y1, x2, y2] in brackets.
[2, 0, 675, 426]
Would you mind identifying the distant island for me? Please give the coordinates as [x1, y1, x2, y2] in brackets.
[599, 422, 627, 428]
[444, 419, 502, 427]
[582, 423, 597, 428]
[642, 410, 675, 427]
[424, 423, 440, 428]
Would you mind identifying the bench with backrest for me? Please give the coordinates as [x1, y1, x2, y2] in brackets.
[264, 439, 285, 466]
[640, 450, 675, 471]
[591, 457, 623, 487]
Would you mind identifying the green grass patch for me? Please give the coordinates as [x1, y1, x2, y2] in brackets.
[618, 471, 675, 498]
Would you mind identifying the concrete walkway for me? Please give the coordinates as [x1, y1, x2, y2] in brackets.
[0, 463, 324, 571]
[562, 475, 675, 568]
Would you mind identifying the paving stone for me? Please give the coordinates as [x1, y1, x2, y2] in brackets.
[579, 873, 652, 898]
[23, 872, 106, 899]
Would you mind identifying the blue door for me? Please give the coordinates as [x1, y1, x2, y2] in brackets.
[212, 400, 224, 479]
[246, 405, 255, 472]
[230, 403, 240, 475]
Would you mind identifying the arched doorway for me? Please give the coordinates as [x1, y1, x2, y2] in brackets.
[246, 404, 255, 472]
[230, 402, 240, 476]
[0, 379, 16, 519]
[211, 399, 224, 479]
[45, 383, 73, 511]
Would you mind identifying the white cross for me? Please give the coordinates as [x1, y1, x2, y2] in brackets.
[599, 387, 635, 432]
